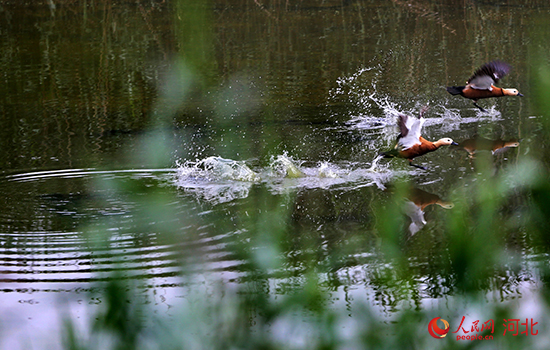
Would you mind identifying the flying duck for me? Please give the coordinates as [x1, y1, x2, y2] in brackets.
[446, 60, 523, 111]
[381, 107, 458, 170]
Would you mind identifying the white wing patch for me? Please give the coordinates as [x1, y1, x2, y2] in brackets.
[398, 116, 424, 150]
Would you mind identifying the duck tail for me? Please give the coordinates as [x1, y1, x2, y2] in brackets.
[446, 86, 465, 95]
[380, 150, 397, 158]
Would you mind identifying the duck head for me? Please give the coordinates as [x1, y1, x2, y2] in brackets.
[503, 141, 520, 148]
[503, 88, 523, 97]
[436, 201, 455, 209]
[435, 138, 459, 147]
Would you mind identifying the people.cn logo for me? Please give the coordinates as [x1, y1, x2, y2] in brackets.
[428, 317, 450, 338]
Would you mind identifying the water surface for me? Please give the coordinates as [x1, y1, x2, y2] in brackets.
[1, 0, 549, 348]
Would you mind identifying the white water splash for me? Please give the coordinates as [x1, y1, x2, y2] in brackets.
[367, 154, 385, 172]
[269, 154, 305, 178]
[332, 65, 401, 132]
[317, 161, 341, 178]
[174, 157, 259, 204]
[174, 154, 399, 203]
[176, 156, 260, 182]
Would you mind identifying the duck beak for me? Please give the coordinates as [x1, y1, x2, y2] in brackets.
[518, 93, 524, 97]
[451, 142, 459, 146]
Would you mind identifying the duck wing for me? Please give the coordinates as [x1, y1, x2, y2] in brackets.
[467, 60, 511, 90]
[397, 114, 424, 150]
[397, 114, 411, 137]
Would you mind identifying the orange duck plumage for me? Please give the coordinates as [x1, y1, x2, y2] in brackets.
[381, 106, 458, 170]
[446, 60, 523, 111]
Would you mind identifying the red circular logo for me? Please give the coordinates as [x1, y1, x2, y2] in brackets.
[428, 317, 450, 338]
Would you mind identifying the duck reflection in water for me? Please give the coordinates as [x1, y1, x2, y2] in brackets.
[456, 136, 519, 159]
[380, 106, 458, 170]
[403, 187, 454, 236]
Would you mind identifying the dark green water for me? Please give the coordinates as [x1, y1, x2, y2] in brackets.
[1, 1, 550, 348]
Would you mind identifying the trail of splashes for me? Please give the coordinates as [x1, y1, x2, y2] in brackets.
[174, 154, 400, 203]
[331, 65, 407, 143]
[367, 86, 401, 117]
[334, 66, 379, 90]
[176, 156, 260, 182]
[367, 154, 385, 172]
[332, 65, 380, 109]
[332, 64, 404, 117]
[317, 162, 341, 178]
[174, 157, 258, 204]
[175, 154, 308, 186]
[269, 154, 305, 178]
